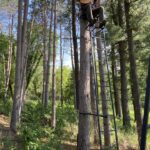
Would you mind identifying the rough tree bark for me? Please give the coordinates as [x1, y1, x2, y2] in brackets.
[46, 2, 53, 105]
[42, 1, 48, 107]
[96, 0, 111, 146]
[10, 0, 29, 132]
[111, 45, 122, 117]
[51, 0, 57, 128]
[118, 41, 131, 128]
[44, 1, 54, 108]
[77, 18, 91, 150]
[72, 0, 79, 109]
[90, 56, 98, 144]
[124, 0, 142, 142]
[96, 32, 111, 147]
[118, 0, 131, 127]
[20, 0, 29, 105]
[70, 30, 75, 72]
[60, 18, 63, 106]
[70, 29, 76, 105]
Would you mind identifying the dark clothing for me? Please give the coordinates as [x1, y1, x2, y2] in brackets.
[80, 3, 106, 28]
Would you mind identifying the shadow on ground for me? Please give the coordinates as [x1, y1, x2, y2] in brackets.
[62, 143, 76, 150]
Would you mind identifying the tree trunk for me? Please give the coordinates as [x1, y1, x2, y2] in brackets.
[25, 2, 39, 90]
[10, 0, 23, 132]
[124, 0, 142, 143]
[44, 1, 54, 108]
[46, 2, 53, 105]
[118, 41, 131, 128]
[77, 19, 91, 150]
[20, 0, 29, 108]
[90, 58, 98, 144]
[4, 15, 14, 101]
[70, 29, 76, 106]
[10, 0, 29, 132]
[70, 30, 75, 72]
[95, 0, 111, 146]
[9, 80, 13, 99]
[96, 32, 111, 147]
[117, 0, 131, 128]
[111, 45, 122, 117]
[72, 0, 79, 109]
[51, 0, 57, 128]
[42, 2, 48, 107]
[60, 18, 63, 106]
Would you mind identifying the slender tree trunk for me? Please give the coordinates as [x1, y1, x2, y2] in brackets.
[96, 32, 111, 147]
[70, 30, 76, 106]
[25, 2, 45, 92]
[60, 19, 63, 106]
[9, 80, 13, 99]
[20, 0, 29, 109]
[10, 0, 29, 132]
[90, 57, 98, 144]
[77, 19, 91, 150]
[111, 0, 131, 128]
[4, 15, 14, 101]
[42, 2, 48, 107]
[51, 0, 57, 128]
[111, 45, 122, 117]
[45, 2, 54, 108]
[10, 0, 23, 132]
[124, 0, 142, 142]
[25, 1, 36, 90]
[117, 0, 131, 128]
[95, 0, 111, 145]
[72, 0, 79, 109]
[70, 31, 75, 72]
[118, 41, 131, 128]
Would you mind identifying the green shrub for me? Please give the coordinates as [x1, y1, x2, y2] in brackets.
[20, 101, 71, 149]
[0, 100, 12, 116]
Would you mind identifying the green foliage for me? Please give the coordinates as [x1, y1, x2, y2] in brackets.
[0, 100, 12, 115]
[1, 137, 18, 150]
[56, 66, 72, 99]
[0, 34, 9, 99]
[107, 24, 125, 44]
[0, 33, 15, 101]
[56, 103, 78, 127]
[0, 33, 9, 55]
[19, 101, 77, 149]
[63, 71, 75, 105]
[20, 101, 58, 149]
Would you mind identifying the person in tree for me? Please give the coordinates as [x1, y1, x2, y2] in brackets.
[77, 0, 106, 28]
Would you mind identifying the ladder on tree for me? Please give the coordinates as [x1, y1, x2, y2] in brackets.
[140, 57, 150, 150]
[90, 28, 119, 150]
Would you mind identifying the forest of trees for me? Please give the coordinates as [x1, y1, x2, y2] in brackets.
[0, 0, 150, 149]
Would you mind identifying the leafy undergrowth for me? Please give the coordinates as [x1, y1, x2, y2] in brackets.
[0, 114, 21, 150]
[117, 111, 150, 150]
[0, 101, 150, 150]
[0, 101, 78, 150]
[19, 101, 78, 150]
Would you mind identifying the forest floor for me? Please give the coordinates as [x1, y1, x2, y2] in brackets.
[0, 115, 21, 150]
[0, 114, 10, 139]
[0, 114, 15, 149]
[0, 114, 78, 150]
[0, 114, 132, 150]
[0, 113, 149, 150]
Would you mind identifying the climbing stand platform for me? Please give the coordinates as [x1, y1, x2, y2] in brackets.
[140, 57, 150, 150]
[90, 27, 119, 150]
